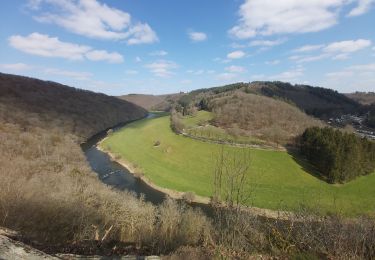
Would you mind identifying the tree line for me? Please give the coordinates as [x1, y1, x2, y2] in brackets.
[300, 127, 375, 183]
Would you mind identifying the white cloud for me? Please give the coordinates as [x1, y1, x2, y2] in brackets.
[270, 66, 304, 81]
[265, 60, 280, 65]
[85, 50, 123, 63]
[149, 50, 168, 56]
[213, 57, 231, 64]
[332, 53, 350, 60]
[188, 31, 207, 42]
[0, 63, 32, 71]
[294, 53, 330, 63]
[187, 69, 205, 75]
[249, 38, 286, 47]
[29, 0, 158, 44]
[145, 60, 178, 78]
[348, 0, 375, 16]
[290, 39, 371, 63]
[326, 71, 354, 78]
[9, 33, 90, 60]
[217, 72, 238, 81]
[229, 0, 361, 39]
[323, 39, 372, 53]
[43, 68, 92, 80]
[225, 65, 246, 73]
[227, 50, 246, 59]
[181, 79, 192, 84]
[126, 24, 158, 45]
[230, 42, 247, 49]
[324, 63, 375, 92]
[293, 44, 324, 53]
[125, 70, 138, 75]
[8, 33, 123, 63]
[348, 63, 375, 71]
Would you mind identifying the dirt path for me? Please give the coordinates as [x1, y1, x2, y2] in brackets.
[180, 131, 287, 151]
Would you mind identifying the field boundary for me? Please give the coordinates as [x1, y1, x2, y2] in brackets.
[180, 131, 286, 151]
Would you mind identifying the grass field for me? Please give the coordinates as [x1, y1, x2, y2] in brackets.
[101, 114, 375, 216]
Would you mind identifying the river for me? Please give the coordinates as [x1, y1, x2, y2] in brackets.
[80, 114, 214, 215]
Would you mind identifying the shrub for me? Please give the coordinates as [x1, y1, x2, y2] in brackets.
[182, 192, 196, 203]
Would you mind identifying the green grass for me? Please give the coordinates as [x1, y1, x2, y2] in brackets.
[181, 110, 213, 127]
[101, 114, 375, 216]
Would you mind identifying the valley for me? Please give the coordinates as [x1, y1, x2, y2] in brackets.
[1, 1, 375, 257]
[100, 112, 375, 216]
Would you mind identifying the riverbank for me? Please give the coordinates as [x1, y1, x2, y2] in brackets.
[98, 114, 375, 216]
[98, 140, 303, 220]
[97, 140, 210, 204]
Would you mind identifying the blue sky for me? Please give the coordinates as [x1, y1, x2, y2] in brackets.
[0, 0, 374, 95]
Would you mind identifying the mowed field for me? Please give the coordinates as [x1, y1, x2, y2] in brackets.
[100, 114, 375, 216]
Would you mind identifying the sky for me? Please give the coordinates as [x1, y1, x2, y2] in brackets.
[0, 0, 374, 95]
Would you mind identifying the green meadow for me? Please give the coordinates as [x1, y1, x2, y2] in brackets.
[101, 114, 375, 216]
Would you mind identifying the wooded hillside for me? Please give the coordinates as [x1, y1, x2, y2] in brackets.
[0, 73, 209, 254]
[0, 73, 147, 140]
[249, 81, 361, 118]
[210, 92, 323, 144]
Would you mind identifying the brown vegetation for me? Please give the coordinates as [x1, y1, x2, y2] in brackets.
[120, 93, 184, 111]
[346, 91, 375, 105]
[119, 94, 166, 111]
[211, 92, 323, 144]
[249, 81, 361, 118]
[1, 73, 374, 258]
[0, 73, 147, 140]
[0, 73, 209, 255]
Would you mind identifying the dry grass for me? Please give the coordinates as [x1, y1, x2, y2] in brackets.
[211, 92, 323, 144]
[0, 74, 210, 254]
[346, 92, 375, 105]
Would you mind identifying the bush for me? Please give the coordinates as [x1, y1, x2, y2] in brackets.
[170, 111, 185, 134]
[182, 192, 196, 203]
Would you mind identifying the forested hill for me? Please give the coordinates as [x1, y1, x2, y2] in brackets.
[250, 81, 361, 118]
[0, 73, 147, 140]
[184, 81, 362, 119]
[0, 73, 163, 252]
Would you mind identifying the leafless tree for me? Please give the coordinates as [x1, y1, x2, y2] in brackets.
[212, 145, 252, 209]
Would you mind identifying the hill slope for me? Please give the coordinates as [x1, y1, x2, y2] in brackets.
[249, 81, 361, 118]
[346, 92, 375, 105]
[0, 73, 147, 140]
[173, 81, 361, 120]
[119, 94, 166, 110]
[210, 92, 323, 144]
[0, 73, 208, 254]
[120, 93, 183, 111]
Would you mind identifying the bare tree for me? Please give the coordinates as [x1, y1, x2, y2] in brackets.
[212, 145, 252, 209]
